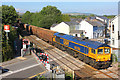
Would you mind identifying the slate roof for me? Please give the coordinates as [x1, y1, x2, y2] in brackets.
[51, 23, 58, 28]
[64, 21, 79, 26]
[70, 30, 84, 34]
[96, 16, 108, 20]
[54, 32, 110, 49]
[70, 18, 82, 23]
[86, 20, 105, 27]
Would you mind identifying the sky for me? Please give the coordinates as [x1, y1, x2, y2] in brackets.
[2, 1, 119, 15]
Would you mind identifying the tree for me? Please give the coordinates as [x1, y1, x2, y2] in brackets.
[62, 14, 70, 22]
[89, 14, 95, 17]
[0, 6, 2, 20]
[21, 5, 71, 29]
[2, 5, 18, 25]
[30, 12, 42, 27]
[2, 25, 18, 62]
[21, 11, 32, 24]
[39, 6, 62, 28]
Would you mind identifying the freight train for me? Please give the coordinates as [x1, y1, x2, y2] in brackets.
[22, 23, 112, 69]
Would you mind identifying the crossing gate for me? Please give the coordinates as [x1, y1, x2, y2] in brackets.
[31, 50, 49, 66]
[22, 39, 30, 49]
[40, 53, 49, 64]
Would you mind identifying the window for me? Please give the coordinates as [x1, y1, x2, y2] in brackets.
[112, 38, 114, 45]
[98, 49, 103, 54]
[75, 34, 78, 37]
[104, 48, 110, 54]
[118, 31, 120, 40]
[91, 49, 95, 54]
[112, 24, 114, 33]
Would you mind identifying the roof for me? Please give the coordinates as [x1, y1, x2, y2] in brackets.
[70, 30, 84, 34]
[86, 20, 105, 27]
[90, 17, 96, 19]
[111, 15, 120, 22]
[54, 32, 110, 49]
[95, 19, 106, 24]
[96, 16, 108, 20]
[64, 21, 79, 26]
[51, 23, 58, 28]
[70, 18, 82, 23]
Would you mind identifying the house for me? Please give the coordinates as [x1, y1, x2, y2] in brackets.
[69, 30, 85, 37]
[50, 20, 83, 37]
[50, 22, 70, 34]
[79, 20, 105, 39]
[110, 15, 120, 48]
[96, 16, 109, 24]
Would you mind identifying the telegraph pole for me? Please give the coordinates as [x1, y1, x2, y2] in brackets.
[6, 32, 9, 44]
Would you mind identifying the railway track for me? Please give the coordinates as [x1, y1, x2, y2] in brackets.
[21, 30, 118, 79]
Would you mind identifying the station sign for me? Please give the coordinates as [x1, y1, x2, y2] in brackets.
[4, 25, 10, 32]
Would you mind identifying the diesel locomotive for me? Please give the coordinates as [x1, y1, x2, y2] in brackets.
[22, 24, 112, 69]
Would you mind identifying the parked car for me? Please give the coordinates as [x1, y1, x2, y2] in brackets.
[0, 66, 3, 74]
[0, 66, 9, 74]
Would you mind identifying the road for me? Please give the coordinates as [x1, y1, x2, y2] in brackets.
[1, 55, 47, 79]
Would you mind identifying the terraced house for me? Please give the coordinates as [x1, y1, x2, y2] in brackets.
[79, 19, 105, 39]
[110, 15, 120, 49]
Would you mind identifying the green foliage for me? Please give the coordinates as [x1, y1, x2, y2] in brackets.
[89, 14, 95, 17]
[111, 54, 118, 62]
[119, 65, 120, 67]
[70, 15, 87, 19]
[22, 5, 64, 29]
[0, 6, 2, 20]
[2, 5, 18, 25]
[65, 72, 73, 80]
[2, 26, 18, 62]
[103, 15, 115, 19]
[39, 6, 62, 28]
[30, 12, 42, 27]
[62, 14, 71, 22]
[21, 11, 33, 24]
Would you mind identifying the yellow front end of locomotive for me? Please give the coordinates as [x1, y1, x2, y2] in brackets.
[96, 47, 111, 62]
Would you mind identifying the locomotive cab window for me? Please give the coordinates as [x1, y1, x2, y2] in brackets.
[98, 49, 103, 54]
[91, 49, 95, 54]
[105, 48, 110, 54]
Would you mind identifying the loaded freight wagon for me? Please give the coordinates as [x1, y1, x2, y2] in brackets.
[24, 24, 56, 43]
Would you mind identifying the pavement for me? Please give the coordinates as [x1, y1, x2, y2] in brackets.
[0, 55, 47, 79]
[1, 53, 60, 80]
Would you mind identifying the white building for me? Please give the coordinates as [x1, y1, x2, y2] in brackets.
[50, 21, 84, 37]
[110, 15, 120, 48]
[50, 22, 70, 34]
[79, 20, 105, 39]
[96, 16, 109, 24]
